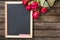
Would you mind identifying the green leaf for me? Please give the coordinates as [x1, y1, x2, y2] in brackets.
[39, 0, 45, 6]
[47, 0, 56, 7]
[43, 1, 49, 7]
[32, 0, 37, 1]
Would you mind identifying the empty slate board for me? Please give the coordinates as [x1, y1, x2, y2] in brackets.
[5, 1, 33, 38]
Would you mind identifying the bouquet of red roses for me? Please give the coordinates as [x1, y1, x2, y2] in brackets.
[22, 0, 56, 20]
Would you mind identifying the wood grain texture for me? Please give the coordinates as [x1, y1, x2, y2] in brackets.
[22, 38, 60, 40]
[1, 23, 60, 31]
[0, 0, 60, 40]
[21, 38, 60, 40]
[0, 30, 4, 36]
[34, 23, 60, 30]
[1, 30, 60, 38]
[5, 38, 19, 40]
[1, 37, 60, 40]
[34, 30, 60, 37]
[0, 23, 4, 30]
[34, 16, 60, 23]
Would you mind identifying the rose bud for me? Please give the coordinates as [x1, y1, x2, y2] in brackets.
[41, 7, 48, 14]
[26, 5, 31, 11]
[31, 2, 39, 10]
[22, 0, 29, 6]
[32, 11, 40, 19]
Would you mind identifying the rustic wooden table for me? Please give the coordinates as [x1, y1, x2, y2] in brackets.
[0, 0, 60, 40]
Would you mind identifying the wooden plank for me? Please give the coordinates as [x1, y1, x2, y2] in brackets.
[0, 23, 60, 30]
[1, 23, 60, 30]
[0, 1, 4, 8]
[0, 22, 60, 30]
[0, 9, 5, 14]
[0, 9, 5, 23]
[0, 0, 60, 7]
[22, 38, 60, 40]
[21, 38, 43, 40]
[1, 30, 60, 37]
[0, 23, 4, 29]
[44, 38, 60, 40]
[20, 38, 60, 40]
[34, 23, 60, 30]
[34, 16, 60, 23]
[0, 30, 4, 36]
[3, 37, 60, 40]
[0, 17, 4, 23]
[34, 30, 60, 37]
[0, 37, 5, 40]
[5, 38, 19, 40]
[1, 37, 60, 40]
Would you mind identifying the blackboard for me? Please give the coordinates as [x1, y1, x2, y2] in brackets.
[5, 1, 33, 38]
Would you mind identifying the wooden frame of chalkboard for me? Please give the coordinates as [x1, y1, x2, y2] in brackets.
[5, 1, 33, 38]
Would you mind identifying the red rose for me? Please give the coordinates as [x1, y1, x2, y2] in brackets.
[32, 11, 40, 19]
[26, 5, 31, 11]
[41, 7, 48, 13]
[22, 0, 29, 6]
[31, 2, 39, 10]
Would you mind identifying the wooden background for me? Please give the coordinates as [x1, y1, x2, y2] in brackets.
[0, 0, 60, 40]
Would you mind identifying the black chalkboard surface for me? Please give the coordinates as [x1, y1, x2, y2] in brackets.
[5, 1, 33, 38]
